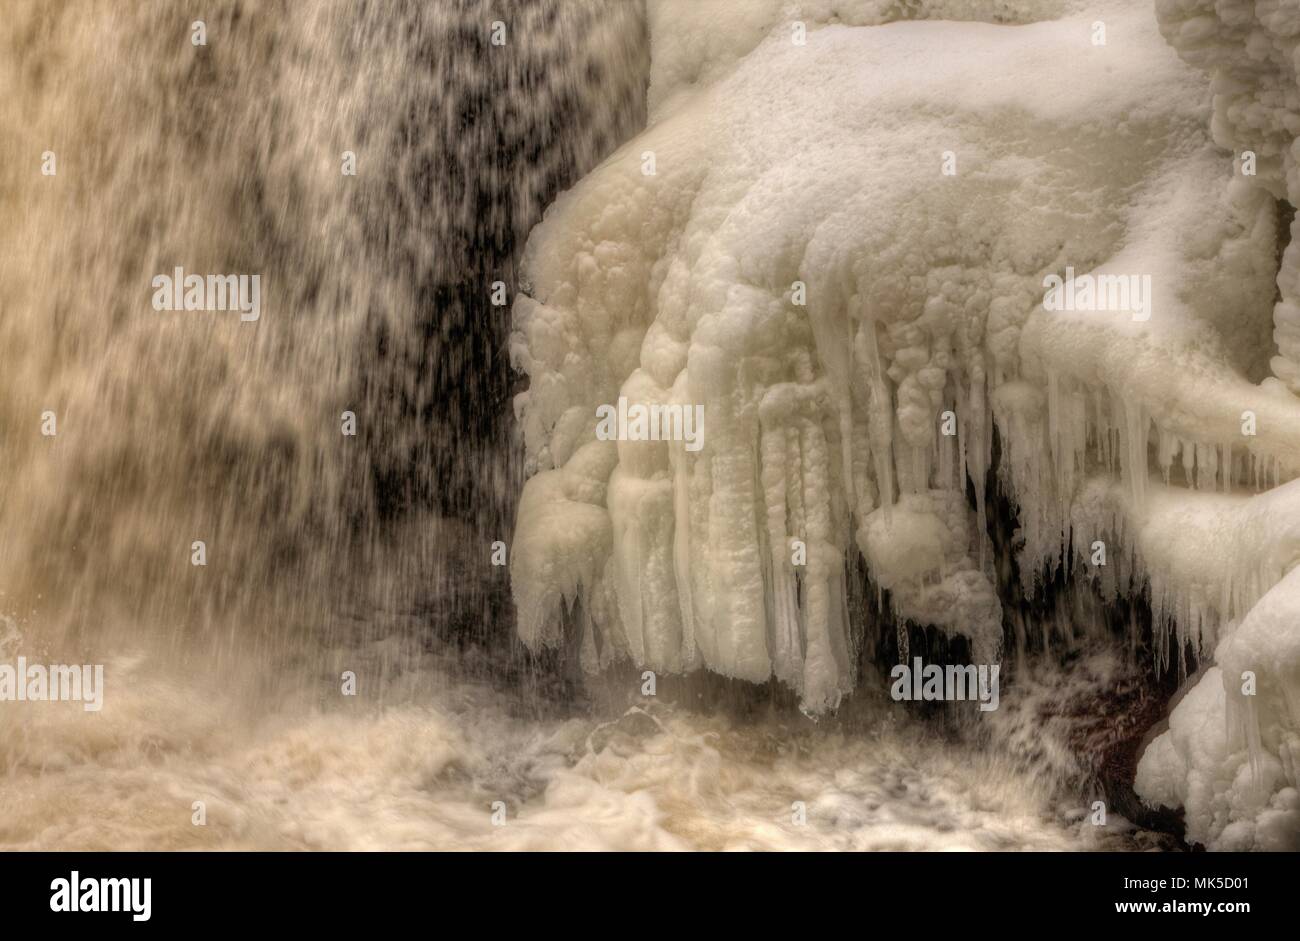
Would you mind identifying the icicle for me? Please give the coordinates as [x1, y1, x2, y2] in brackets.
[760, 414, 801, 690]
[938, 394, 957, 490]
[610, 473, 647, 664]
[864, 314, 895, 515]
[669, 431, 698, 671]
[1195, 442, 1217, 491]
[838, 319, 857, 520]
[1118, 395, 1149, 509]
[968, 365, 989, 571]
[1157, 424, 1177, 484]
[798, 414, 846, 711]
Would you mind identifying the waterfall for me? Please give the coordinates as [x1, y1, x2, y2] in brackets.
[0, 0, 648, 671]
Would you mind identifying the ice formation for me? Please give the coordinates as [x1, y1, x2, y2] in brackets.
[1128, 0, 1300, 850]
[1156, 0, 1300, 394]
[510, 0, 1300, 847]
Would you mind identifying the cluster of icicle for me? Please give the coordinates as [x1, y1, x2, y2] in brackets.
[508, 0, 1300, 844]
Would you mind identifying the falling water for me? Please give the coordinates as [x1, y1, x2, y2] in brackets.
[0, 0, 647, 661]
[0, 0, 1174, 850]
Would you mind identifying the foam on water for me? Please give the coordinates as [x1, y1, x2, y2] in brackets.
[0, 635, 1159, 851]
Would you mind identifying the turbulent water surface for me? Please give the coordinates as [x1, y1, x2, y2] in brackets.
[2, 633, 1170, 851]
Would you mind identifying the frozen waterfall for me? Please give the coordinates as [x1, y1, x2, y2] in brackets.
[509, 0, 1300, 849]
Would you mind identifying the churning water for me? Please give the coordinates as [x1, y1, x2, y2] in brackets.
[0, 0, 1169, 851]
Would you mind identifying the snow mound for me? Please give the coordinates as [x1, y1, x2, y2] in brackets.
[1157, 0, 1300, 394]
[1136, 563, 1300, 852]
[645, 0, 1084, 119]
